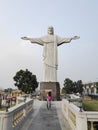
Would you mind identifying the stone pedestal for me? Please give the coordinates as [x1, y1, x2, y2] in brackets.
[40, 82, 60, 101]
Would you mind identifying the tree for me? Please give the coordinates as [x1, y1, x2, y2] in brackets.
[95, 82, 98, 93]
[63, 78, 83, 94]
[75, 80, 83, 94]
[13, 69, 38, 93]
[72, 81, 77, 93]
[63, 78, 74, 94]
[4, 88, 13, 94]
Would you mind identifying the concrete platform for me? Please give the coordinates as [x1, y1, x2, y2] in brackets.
[20, 99, 71, 130]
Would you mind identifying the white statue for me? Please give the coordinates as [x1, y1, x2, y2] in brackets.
[21, 26, 80, 82]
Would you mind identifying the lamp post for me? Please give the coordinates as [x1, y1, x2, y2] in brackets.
[78, 96, 83, 112]
[6, 99, 10, 112]
[24, 95, 26, 102]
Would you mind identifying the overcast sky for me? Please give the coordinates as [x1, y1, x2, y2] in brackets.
[0, 0, 98, 89]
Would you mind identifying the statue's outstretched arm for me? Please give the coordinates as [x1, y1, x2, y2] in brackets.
[21, 36, 43, 46]
[58, 36, 80, 46]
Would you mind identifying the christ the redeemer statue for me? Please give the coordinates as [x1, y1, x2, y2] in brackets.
[21, 26, 79, 82]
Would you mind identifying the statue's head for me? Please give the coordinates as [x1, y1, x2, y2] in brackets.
[48, 26, 54, 35]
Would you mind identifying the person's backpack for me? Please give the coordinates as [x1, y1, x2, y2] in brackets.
[48, 96, 51, 101]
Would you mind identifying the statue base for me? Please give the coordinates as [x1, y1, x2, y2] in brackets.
[40, 82, 60, 101]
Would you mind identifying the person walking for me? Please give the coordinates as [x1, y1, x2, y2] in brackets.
[47, 92, 52, 110]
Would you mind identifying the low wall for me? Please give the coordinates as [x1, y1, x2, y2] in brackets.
[62, 99, 98, 130]
[0, 99, 33, 130]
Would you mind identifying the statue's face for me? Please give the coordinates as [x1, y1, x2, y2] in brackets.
[48, 26, 54, 35]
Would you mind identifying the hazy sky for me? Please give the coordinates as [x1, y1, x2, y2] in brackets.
[0, 0, 98, 89]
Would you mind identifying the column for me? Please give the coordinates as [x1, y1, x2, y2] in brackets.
[91, 121, 94, 130]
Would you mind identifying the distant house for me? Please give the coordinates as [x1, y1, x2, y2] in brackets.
[83, 82, 97, 95]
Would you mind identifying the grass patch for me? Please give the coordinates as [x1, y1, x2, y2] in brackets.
[83, 99, 98, 111]
[0, 104, 16, 111]
[0, 106, 6, 111]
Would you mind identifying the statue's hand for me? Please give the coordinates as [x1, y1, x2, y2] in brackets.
[21, 36, 29, 40]
[72, 36, 80, 40]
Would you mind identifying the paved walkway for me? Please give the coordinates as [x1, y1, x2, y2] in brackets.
[20, 99, 71, 130]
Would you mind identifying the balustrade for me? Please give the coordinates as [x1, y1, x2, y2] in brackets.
[0, 99, 33, 130]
